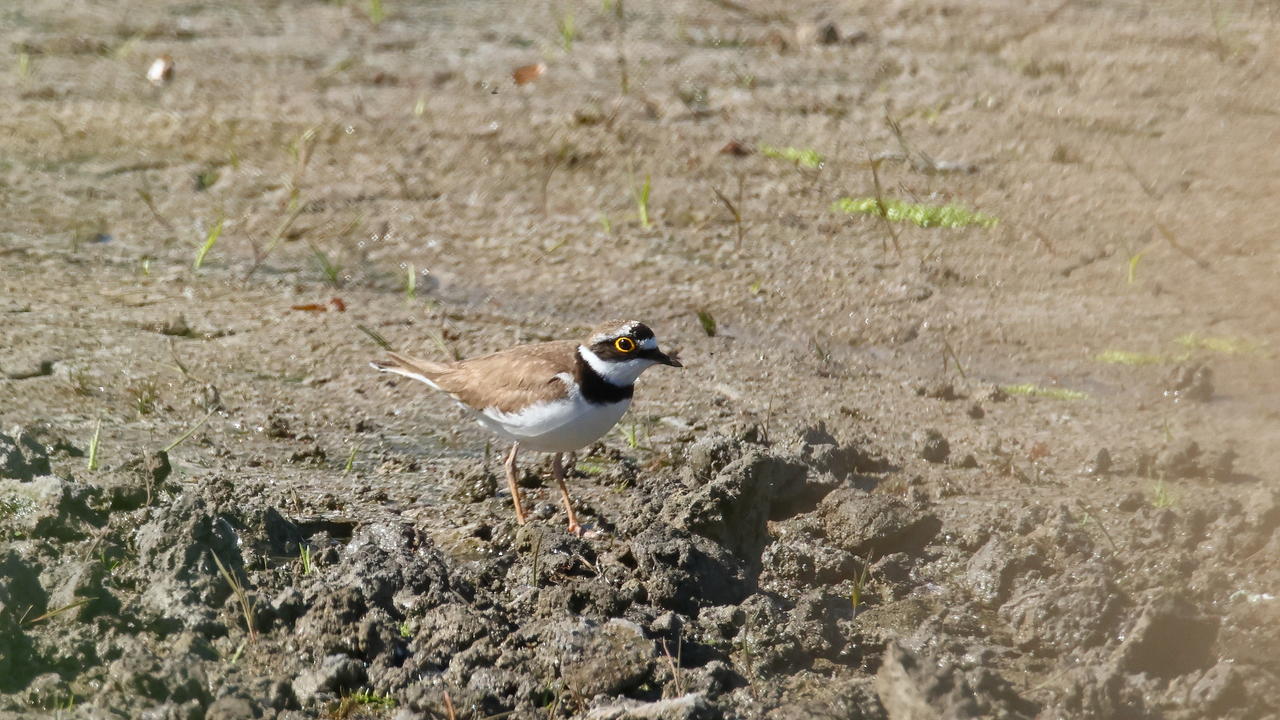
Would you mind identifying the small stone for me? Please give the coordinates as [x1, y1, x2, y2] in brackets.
[551, 618, 653, 697]
[265, 411, 294, 439]
[844, 29, 870, 45]
[650, 611, 681, 635]
[956, 453, 978, 469]
[1157, 439, 1202, 479]
[915, 429, 950, 464]
[1116, 492, 1144, 512]
[875, 643, 979, 719]
[1115, 595, 1218, 678]
[1165, 363, 1213, 402]
[967, 403, 985, 419]
[1206, 449, 1237, 481]
[453, 466, 497, 503]
[585, 693, 715, 720]
[1084, 448, 1112, 476]
[920, 383, 960, 401]
[205, 695, 259, 720]
[292, 654, 366, 704]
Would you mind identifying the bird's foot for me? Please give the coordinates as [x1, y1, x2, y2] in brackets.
[567, 522, 608, 539]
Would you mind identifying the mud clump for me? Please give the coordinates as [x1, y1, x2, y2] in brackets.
[0, 428, 51, 480]
[914, 428, 950, 464]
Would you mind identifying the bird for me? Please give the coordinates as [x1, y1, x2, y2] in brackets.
[370, 320, 682, 536]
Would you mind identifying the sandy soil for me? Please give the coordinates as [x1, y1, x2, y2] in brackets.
[2, 0, 1279, 718]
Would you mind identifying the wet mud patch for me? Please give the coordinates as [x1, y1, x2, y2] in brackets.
[3, 422, 1278, 718]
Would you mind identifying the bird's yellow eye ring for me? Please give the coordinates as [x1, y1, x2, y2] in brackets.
[614, 337, 636, 353]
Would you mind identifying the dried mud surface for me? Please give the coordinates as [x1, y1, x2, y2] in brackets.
[3, 1, 1280, 718]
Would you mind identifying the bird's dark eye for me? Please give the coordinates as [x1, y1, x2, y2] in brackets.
[614, 337, 636, 353]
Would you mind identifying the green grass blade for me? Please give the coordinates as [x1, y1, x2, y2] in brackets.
[193, 219, 224, 270]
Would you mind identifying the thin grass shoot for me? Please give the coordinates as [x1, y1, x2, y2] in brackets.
[1095, 349, 1166, 366]
[558, 10, 577, 51]
[1001, 383, 1088, 401]
[193, 219, 224, 270]
[634, 173, 652, 228]
[163, 409, 215, 453]
[1175, 332, 1263, 356]
[404, 263, 416, 299]
[299, 544, 314, 576]
[210, 551, 258, 642]
[86, 418, 102, 471]
[344, 444, 358, 474]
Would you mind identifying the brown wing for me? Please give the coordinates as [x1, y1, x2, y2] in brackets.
[418, 341, 578, 414]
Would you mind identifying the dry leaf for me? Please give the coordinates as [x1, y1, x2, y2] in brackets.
[329, 297, 347, 312]
[513, 62, 546, 86]
[290, 304, 328, 313]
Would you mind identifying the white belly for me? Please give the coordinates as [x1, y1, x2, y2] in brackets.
[474, 394, 631, 453]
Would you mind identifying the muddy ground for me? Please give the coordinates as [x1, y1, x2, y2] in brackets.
[2, 0, 1280, 718]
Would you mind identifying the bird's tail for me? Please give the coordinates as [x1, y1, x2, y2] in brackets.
[369, 352, 452, 391]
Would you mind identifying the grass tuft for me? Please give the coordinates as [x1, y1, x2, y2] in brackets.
[1152, 479, 1177, 509]
[309, 242, 344, 287]
[633, 173, 652, 228]
[128, 378, 161, 416]
[760, 145, 823, 169]
[696, 309, 717, 337]
[850, 553, 874, 616]
[1001, 383, 1087, 401]
[557, 10, 576, 51]
[331, 689, 396, 718]
[299, 544, 314, 576]
[833, 196, 998, 229]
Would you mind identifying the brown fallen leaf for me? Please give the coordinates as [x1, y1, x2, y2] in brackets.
[329, 297, 347, 312]
[513, 62, 546, 86]
[719, 140, 753, 157]
[290, 303, 328, 313]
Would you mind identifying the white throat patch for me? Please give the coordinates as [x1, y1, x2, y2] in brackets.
[579, 345, 655, 387]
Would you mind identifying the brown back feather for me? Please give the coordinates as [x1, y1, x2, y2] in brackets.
[385, 342, 579, 414]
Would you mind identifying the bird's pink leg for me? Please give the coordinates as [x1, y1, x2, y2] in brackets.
[504, 442, 527, 524]
[552, 452, 582, 536]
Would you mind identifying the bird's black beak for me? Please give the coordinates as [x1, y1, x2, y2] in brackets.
[645, 348, 683, 367]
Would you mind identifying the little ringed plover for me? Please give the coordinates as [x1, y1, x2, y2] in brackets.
[371, 320, 681, 535]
